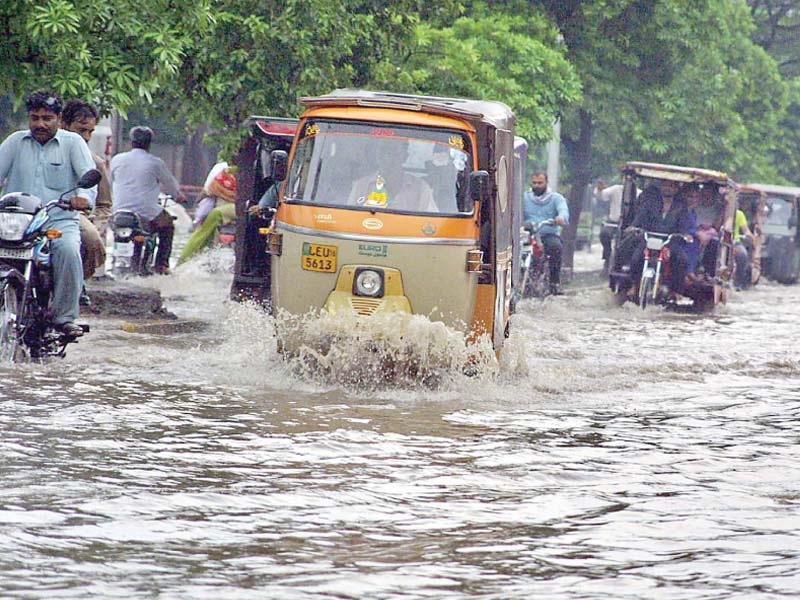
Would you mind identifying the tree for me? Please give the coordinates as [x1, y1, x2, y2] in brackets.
[748, 0, 800, 77]
[533, 0, 789, 265]
[372, 4, 581, 145]
[0, 0, 214, 113]
[172, 0, 459, 155]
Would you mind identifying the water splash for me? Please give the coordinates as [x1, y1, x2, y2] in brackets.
[274, 308, 500, 390]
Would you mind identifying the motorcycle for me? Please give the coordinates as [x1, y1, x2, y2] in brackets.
[111, 193, 176, 276]
[519, 219, 555, 298]
[636, 230, 691, 309]
[0, 169, 102, 362]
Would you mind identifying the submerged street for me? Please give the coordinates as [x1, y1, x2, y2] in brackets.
[1, 250, 798, 599]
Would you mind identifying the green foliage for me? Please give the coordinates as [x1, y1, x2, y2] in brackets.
[1, 0, 214, 114]
[173, 0, 459, 155]
[372, 6, 581, 144]
[748, 0, 800, 78]
[537, 0, 790, 183]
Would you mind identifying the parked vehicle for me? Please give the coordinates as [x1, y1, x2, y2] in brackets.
[610, 162, 737, 311]
[739, 183, 800, 284]
[520, 219, 555, 299]
[0, 169, 101, 361]
[233, 90, 522, 355]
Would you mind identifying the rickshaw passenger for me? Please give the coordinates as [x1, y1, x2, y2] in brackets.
[733, 205, 755, 290]
[686, 186, 723, 278]
[347, 141, 437, 213]
[523, 171, 569, 295]
[615, 181, 693, 295]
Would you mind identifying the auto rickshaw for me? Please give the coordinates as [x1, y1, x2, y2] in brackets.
[739, 183, 800, 284]
[230, 116, 298, 301]
[233, 89, 521, 356]
[609, 161, 737, 311]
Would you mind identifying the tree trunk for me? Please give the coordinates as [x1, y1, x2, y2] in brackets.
[562, 109, 594, 275]
[180, 124, 211, 187]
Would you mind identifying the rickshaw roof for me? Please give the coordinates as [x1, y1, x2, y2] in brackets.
[298, 89, 515, 130]
[247, 116, 299, 139]
[739, 183, 800, 198]
[622, 161, 736, 187]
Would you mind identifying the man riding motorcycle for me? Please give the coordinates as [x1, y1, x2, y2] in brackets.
[615, 181, 693, 298]
[0, 89, 97, 338]
[522, 171, 569, 295]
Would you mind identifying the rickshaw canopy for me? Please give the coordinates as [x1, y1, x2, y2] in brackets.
[739, 183, 800, 199]
[621, 161, 737, 188]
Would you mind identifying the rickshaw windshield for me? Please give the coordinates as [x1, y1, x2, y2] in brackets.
[763, 195, 794, 233]
[285, 120, 473, 216]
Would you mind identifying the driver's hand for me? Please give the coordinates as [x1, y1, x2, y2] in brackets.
[69, 196, 90, 211]
[555, 216, 566, 226]
[248, 205, 264, 216]
[177, 192, 187, 203]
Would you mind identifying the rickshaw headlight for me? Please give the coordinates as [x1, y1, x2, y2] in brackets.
[353, 268, 384, 298]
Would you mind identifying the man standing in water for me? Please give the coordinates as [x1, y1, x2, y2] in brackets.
[523, 171, 570, 295]
[0, 89, 97, 338]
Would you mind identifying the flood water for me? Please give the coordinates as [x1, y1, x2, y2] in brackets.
[1, 249, 799, 599]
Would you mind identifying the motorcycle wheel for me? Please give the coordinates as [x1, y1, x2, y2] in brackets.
[639, 276, 653, 310]
[140, 240, 156, 275]
[521, 266, 534, 298]
[0, 281, 22, 362]
[529, 264, 548, 298]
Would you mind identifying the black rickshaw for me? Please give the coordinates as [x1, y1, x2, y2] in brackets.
[230, 117, 298, 302]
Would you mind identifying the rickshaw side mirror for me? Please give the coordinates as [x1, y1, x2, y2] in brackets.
[466, 170, 489, 211]
[270, 150, 289, 182]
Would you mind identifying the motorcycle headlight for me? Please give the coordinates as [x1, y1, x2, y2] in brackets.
[0, 212, 33, 241]
[353, 268, 384, 298]
[115, 227, 133, 239]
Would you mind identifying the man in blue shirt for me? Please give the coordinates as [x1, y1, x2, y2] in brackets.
[0, 90, 97, 338]
[523, 171, 570, 294]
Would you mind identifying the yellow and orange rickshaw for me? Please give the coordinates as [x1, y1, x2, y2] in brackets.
[232, 90, 523, 355]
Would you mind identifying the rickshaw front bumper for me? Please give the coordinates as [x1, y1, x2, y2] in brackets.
[322, 265, 412, 317]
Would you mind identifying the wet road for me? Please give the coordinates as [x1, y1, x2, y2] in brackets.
[1, 251, 799, 599]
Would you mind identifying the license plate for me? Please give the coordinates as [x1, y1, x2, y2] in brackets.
[0, 247, 33, 260]
[115, 242, 134, 258]
[301, 242, 337, 273]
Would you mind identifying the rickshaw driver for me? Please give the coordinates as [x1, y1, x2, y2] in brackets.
[617, 180, 693, 298]
[733, 201, 756, 290]
[347, 140, 437, 213]
[523, 171, 569, 295]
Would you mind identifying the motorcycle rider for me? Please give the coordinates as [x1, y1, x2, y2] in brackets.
[616, 181, 693, 297]
[61, 99, 113, 289]
[523, 171, 569, 295]
[733, 201, 756, 290]
[0, 89, 97, 338]
[110, 126, 184, 275]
